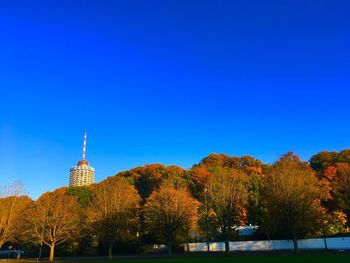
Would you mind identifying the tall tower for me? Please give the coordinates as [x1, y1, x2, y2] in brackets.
[69, 132, 95, 187]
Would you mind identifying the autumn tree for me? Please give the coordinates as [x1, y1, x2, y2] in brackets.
[188, 166, 212, 200]
[143, 185, 199, 256]
[188, 153, 264, 201]
[205, 167, 248, 253]
[263, 153, 325, 251]
[310, 149, 350, 172]
[117, 164, 188, 201]
[332, 163, 350, 226]
[27, 188, 81, 261]
[91, 177, 140, 259]
[198, 153, 265, 175]
[310, 151, 338, 171]
[322, 210, 349, 238]
[309, 151, 350, 232]
[0, 181, 31, 248]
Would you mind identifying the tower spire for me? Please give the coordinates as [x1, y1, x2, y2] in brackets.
[70, 132, 94, 187]
[82, 132, 87, 160]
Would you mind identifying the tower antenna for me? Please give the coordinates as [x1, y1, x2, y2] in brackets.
[82, 132, 87, 160]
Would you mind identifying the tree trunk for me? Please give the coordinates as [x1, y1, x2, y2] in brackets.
[291, 223, 298, 252]
[292, 231, 298, 252]
[266, 233, 272, 250]
[225, 239, 230, 253]
[206, 213, 210, 252]
[108, 246, 113, 260]
[292, 237, 298, 252]
[38, 245, 42, 260]
[323, 236, 328, 251]
[49, 245, 55, 262]
[168, 241, 172, 257]
[266, 231, 271, 242]
[72, 241, 78, 256]
[186, 232, 190, 253]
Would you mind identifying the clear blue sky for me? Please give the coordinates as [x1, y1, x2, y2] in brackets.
[1, 0, 349, 199]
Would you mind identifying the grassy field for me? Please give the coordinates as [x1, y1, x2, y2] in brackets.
[117, 253, 349, 263]
[0, 252, 350, 263]
[8, 253, 350, 263]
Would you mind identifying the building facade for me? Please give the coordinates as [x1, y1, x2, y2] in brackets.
[69, 133, 95, 187]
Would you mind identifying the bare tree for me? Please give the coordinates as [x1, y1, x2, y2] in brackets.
[0, 181, 30, 248]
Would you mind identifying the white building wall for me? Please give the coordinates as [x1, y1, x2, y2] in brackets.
[230, 240, 270, 251]
[184, 237, 350, 252]
[326, 237, 350, 250]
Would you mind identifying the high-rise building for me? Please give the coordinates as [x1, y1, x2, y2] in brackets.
[69, 132, 95, 187]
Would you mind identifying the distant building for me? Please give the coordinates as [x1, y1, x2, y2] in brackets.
[236, 225, 258, 236]
[69, 132, 95, 187]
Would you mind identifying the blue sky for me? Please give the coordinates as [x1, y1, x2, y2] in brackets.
[1, 0, 349, 199]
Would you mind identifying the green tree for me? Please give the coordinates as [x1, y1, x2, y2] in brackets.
[66, 186, 94, 208]
[310, 151, 338, 171]
[66, 186, 95, 255]
[246, 172, 264, 227]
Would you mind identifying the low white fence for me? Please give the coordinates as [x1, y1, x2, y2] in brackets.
[185, 237, 350, 252]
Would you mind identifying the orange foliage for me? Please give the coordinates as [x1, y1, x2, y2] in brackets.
[0, 195, 32, 248]
[318, 178, 333, 200]
[324, 166, 337, 180]
[28, 188, 81, 261]
[334, 211, 348, 225]
[92, 177, 140, 258]
[117, 164, 187, 199]
[247, 166, 263, 174]
[143, 185, 199, 255]
[191, 166, 212, 184]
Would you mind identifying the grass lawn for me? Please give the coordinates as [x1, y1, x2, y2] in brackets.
[10, 253, 350, 263]
[118, 253, 350, 263]
[31, 253, 350, 263]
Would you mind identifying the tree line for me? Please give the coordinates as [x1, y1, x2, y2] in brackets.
[1, 150, 350, 260]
